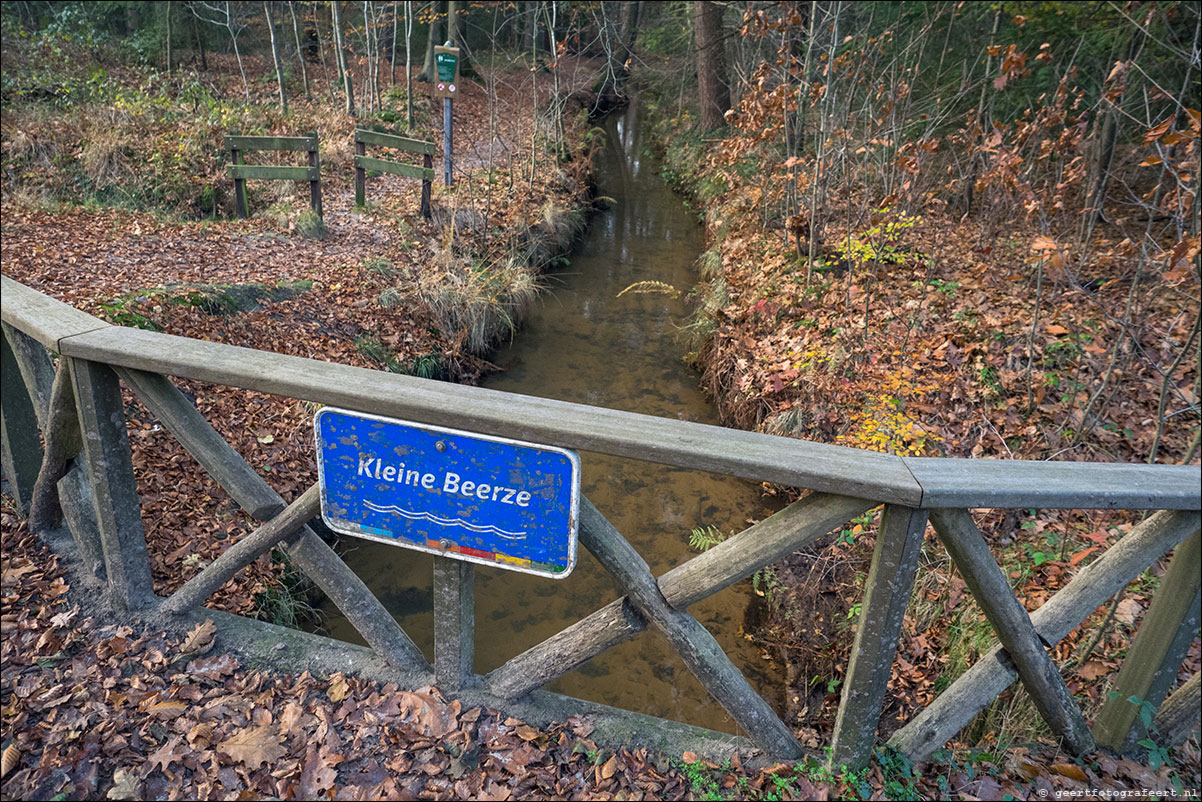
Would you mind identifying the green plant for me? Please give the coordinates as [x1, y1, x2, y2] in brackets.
[253, 549, 318, 629]
[363, 257, 395, 277]
[294, 210, 326, 239]
[689, 524, 727, 551]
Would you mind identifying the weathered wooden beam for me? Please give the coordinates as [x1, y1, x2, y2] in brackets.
[116, 367, 281, 520]
[162, 483, 321, 615]
[1, 326, 41, 513]
[306, 130, 321, 218]
[226, 164, 319, 182]
[224, 135, 317, 152]
[27, 364, 82, 532]
[55, 326, 924, 505]
[354, 129, 437, 154]
[2, 323, 104, 576]
[67, 358, 155, 612]
[283, 528, 430, 674]
[433, 556, 475, 693]
[354, 155, 436, 181]
[1, 322, 54, 419]
[111, 366, 429, 673]
[1094, 529, 1200, 751]
[1151, 672, 1201, 750]
[578, 497, 803, 758]
[890, 509, 1200, 761]
[354, 138, 367, 207]
[0, 275, 110, 352]
[830, 505, 928, 771]
[930, 508, 1094, 755]
[904, 457, 1200, 511]
[486, 493, 872, 700]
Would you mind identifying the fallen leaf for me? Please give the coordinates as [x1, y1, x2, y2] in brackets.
[1, 743, 19, 778]
[218, 724, 287, 768]
[106, 769, 141, 800]
[1050, 762, 1088, 781]
[327, 673, 350, 702]
[179, 619, 216, 658]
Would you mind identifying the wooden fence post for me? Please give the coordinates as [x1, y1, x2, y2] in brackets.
[230, 135, 247, 219]
[0, 326, 41, 513]
[354, 135, 367, 208]
[1094, 529, 1201, 751]
[434, 556, 475, 692]
[67, 358, 155, 611]
[307, 130, 322, 217]
[830, 505, 926, 771]
[421, 153, 433, 219]
[930, 508, 1095, 755]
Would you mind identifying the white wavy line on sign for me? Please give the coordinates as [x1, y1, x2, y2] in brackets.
[362, 501, 527, 540]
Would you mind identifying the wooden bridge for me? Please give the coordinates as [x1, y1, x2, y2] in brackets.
[2, 275, 1198, 769]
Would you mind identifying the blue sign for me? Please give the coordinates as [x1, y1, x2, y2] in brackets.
[315, 408, 580, 578]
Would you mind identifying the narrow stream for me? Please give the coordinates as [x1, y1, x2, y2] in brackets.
[319, 100, 783, 733]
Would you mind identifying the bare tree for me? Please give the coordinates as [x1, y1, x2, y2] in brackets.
[288, 1, 311, 101]
[188, 1, 251, 98]
[265, 1, 288, 111]
[332, 1, 356, 114]
[418, 1, 443, 82]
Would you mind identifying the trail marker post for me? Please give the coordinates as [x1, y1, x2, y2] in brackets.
[434, 43, 460, 187]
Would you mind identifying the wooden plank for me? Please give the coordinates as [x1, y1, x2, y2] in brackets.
[354, 155, 435, 181]
[67, 358, 155, 612]
[1, 322, 54, 419]
[227, 165, 319, 182]
[905, 457, 1200, 511]
[284, 528, 431, 675]
[1, 326, 41, 513]
[2, 323, 104, 576]
[931, 508, 1094, 755]
[1, 275, 110, 351]
[56, 326, 925, 505]
[116, 367, 281, 520]
[889, 509, 1200, 761]
[1094, 529, 1201, 750]
[27, 365, 82, 533]
[108, 366, 428, 673]
[487, 493, 873, 700]
[433, 556, 475, 692]
[306, 130, 321, 218]
[578, 497, 803, 758]
[355, 140, 366, 207]
[162, 483, 320, 615]
[1152, 672, 1201, 749]
[830, 505, 927, 771]
[225, 135, 317, 152]
[354, 129, 436, 154]
[661, 493, 877, 609]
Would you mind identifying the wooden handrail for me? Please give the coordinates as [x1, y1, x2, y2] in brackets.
[4, 276, 1196, 510]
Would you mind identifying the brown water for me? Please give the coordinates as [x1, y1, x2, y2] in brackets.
[319, 101, 782, 733]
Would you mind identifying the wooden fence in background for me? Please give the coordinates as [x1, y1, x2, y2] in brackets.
[1, 275, 1198, 769]
[225, 132, 322, 219]
[353, 128, 435, 218]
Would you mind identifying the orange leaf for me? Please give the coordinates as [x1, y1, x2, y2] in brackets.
[1051, 763, 1089, 782]
[1140, 156, 1163, 167]
[1045, 323, 1069, 336]
[1069, 546, 1099, 565]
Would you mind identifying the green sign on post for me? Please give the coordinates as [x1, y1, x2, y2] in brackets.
[433, 46, 460, 97]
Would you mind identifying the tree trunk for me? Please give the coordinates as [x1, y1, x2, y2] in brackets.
[191, 12, 207, 71]
[405, 0, 414, 127]
[694, 1, 729, 131]
[265, 1, 288, 112]
[164, 1, 173, 72]
[332, 1, 356, 115]
[419, 1, 444, 82]
[288, 1, 311, 100]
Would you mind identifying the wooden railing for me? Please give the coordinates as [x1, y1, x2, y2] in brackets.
[1, 275, 1198, 768]
[225, 132, 322, 219]
[353, 128, 435, 218]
